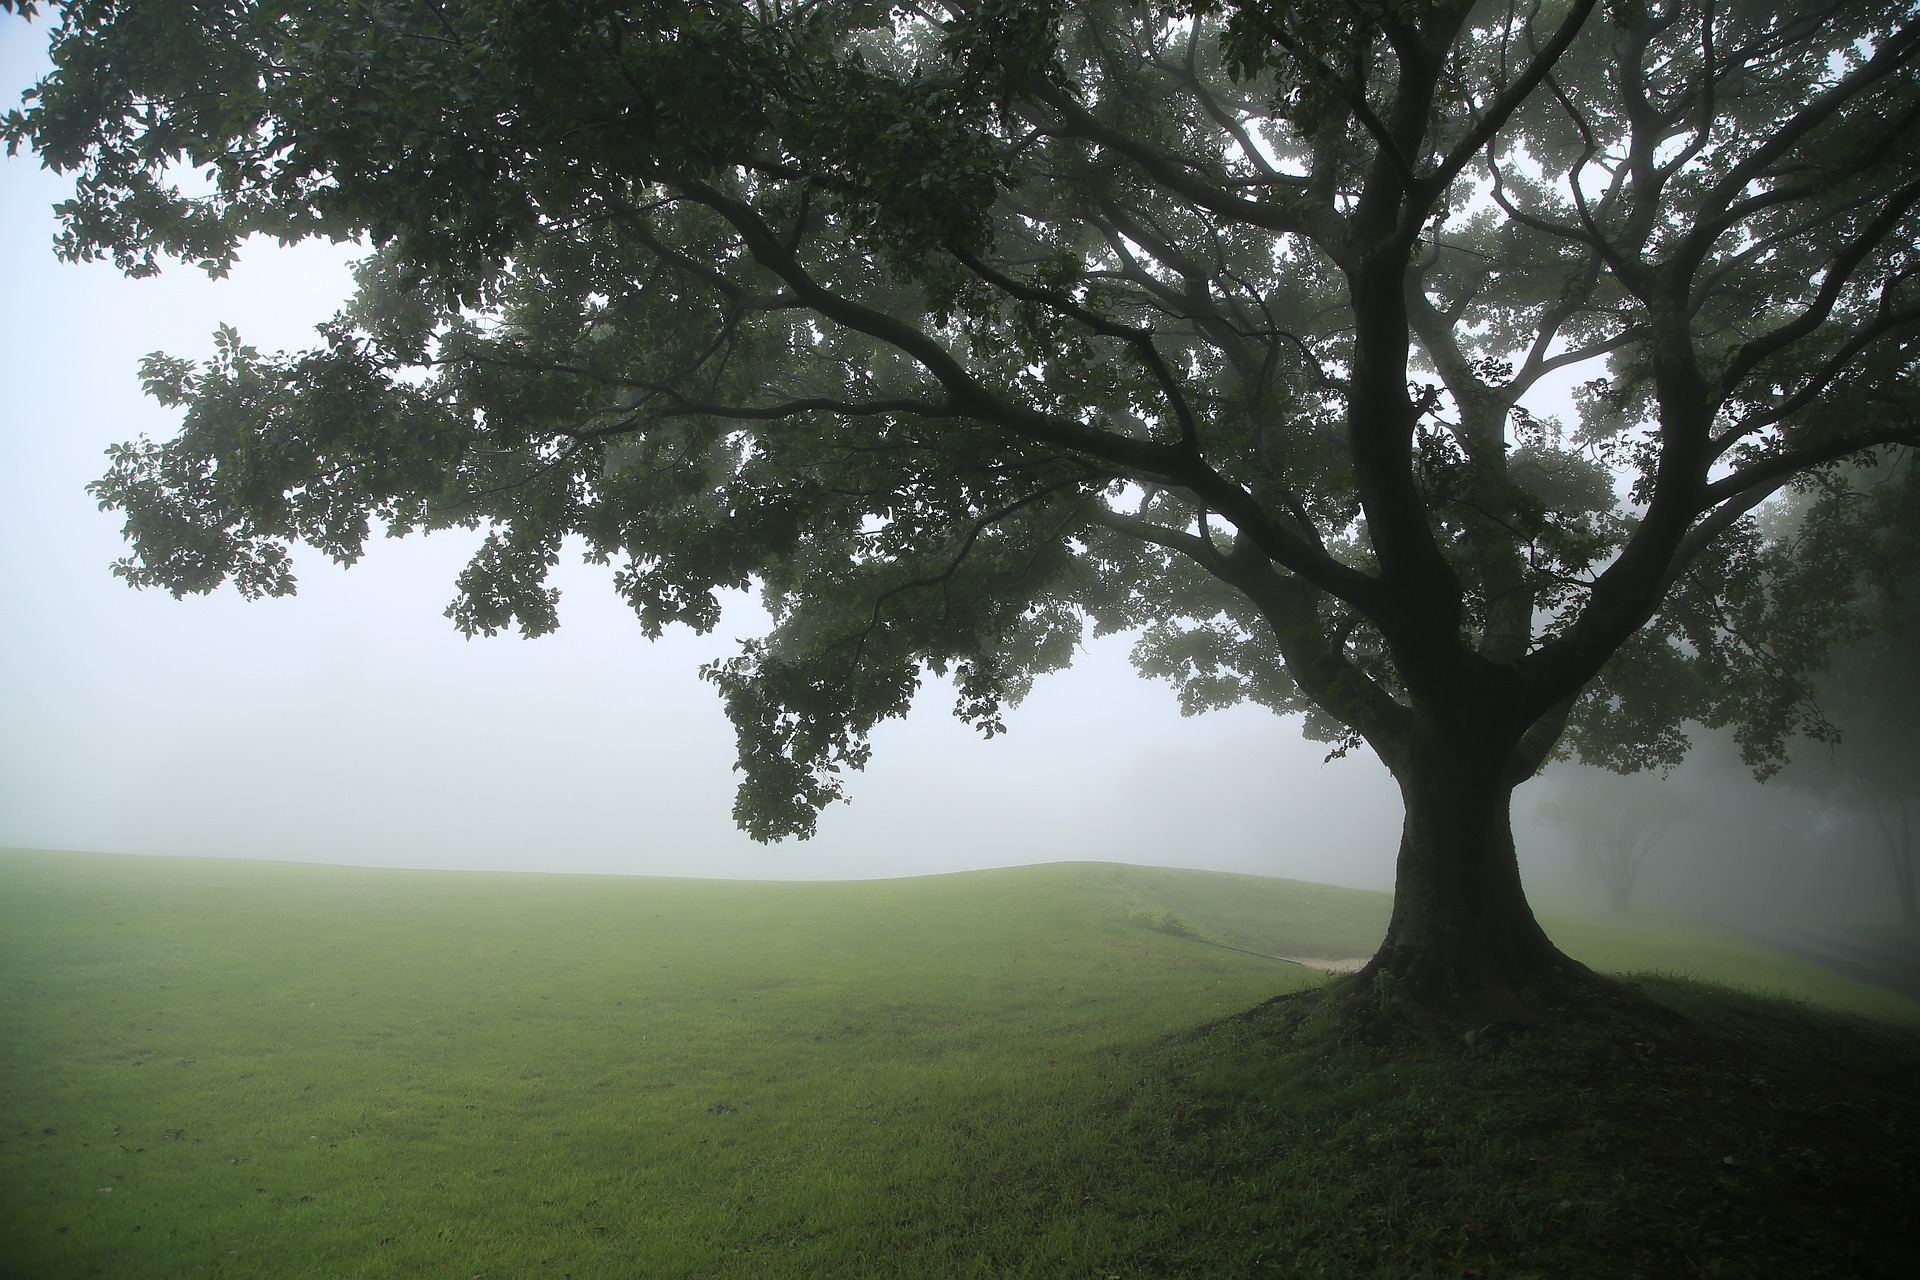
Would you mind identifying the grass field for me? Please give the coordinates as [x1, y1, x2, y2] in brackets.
[3, 848, 1916, 1278]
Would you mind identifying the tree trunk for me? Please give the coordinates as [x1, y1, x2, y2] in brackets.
[1357, 718, 1603, 1023]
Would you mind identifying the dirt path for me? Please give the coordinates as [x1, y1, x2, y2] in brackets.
[1278, 955, 1370, 973]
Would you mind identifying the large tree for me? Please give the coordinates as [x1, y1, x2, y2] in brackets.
[9, 0, 1919, 1018]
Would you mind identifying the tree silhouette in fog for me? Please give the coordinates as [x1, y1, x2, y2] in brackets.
[12, 0, 1920, 1019]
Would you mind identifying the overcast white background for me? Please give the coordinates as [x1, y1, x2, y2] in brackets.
[0, 22, 1444, 887]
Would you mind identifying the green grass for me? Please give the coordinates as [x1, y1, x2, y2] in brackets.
[1112, 974, 1920, 1279]
[1542, 910, 1920, 1023]
[2, 849, 1916, 1278]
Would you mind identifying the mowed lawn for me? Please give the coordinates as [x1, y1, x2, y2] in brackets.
[0, 852, 1338, 1278]
[2, 849, 1914, 1278]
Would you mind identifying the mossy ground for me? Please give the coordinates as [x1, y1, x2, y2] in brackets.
[2, 849, 1914, 1278]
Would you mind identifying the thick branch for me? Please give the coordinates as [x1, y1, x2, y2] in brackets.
[1030, 92, 1322, 241]
[1702, 427, 1920, 508]
[678, 178, 1383, 610]
[1426, 0, 1599, 197]
[1224, 544, 1415, 758]
[1657, 480, 1781, 596]
[1677, 18, 1920, 276]
[1714, 181, 1920, 398]
[1091, 508, 1412, 750]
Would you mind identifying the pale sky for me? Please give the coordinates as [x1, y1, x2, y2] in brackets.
[0, 22, 1422, 886]
[3, 14, 1904, 942]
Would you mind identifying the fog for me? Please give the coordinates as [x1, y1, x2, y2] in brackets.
[1528, 739, 1904, 928]
[0, 29, 1415, 889]
[0, 27, 1898, 925]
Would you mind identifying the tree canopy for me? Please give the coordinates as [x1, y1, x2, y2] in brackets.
[9, 0, 1919, 1013]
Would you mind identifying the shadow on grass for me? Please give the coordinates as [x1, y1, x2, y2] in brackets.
[1086, 975, 1920, 1279]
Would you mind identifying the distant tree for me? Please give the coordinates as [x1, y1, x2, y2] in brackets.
[1758, 457, 1920, 923]
[1537, 770, 1690, 913]
[1799, 614, 1920, 924]
[8, 0, 1920, 1020]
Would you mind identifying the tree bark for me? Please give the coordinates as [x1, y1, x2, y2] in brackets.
[1357, 714, 1602, 1022]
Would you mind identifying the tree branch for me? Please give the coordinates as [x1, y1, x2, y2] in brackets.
[1029, 92, 1321, 241]
[677, 177, 1383, 610]
[1426, 0, 1599, 197]
[1702, 427, 1920, 508]
[950, 246, 1201, 455]
[1714, 181, 1920, 398]
[1677, 17, 1920, 275]
[1089, 507, 1412, 752]
[1719, 301, 1920, 447]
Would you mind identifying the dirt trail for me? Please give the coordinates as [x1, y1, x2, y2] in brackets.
[1279, 955, 1370, 973]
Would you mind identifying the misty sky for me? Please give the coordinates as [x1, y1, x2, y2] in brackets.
[2, 19, 1894, 918]
[0, 24, 1425, 886]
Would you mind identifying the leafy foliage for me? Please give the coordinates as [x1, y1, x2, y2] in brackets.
[8, 0, 1919, 856]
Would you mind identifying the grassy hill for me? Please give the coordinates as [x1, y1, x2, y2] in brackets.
[2, 849, 1915, 1278]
